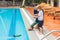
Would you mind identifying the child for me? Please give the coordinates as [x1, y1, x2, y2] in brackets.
[28, 6, 44, 33]
[36, 6, 44, 32]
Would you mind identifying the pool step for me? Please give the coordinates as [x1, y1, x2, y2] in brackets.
[34, 29, 47, 40]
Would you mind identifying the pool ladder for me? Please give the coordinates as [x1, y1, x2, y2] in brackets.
[41, 30, 60, 40]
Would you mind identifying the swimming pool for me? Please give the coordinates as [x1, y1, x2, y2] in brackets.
[0, 8, 29, 40]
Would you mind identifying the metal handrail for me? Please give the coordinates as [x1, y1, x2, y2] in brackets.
[41, 30, 60, 40]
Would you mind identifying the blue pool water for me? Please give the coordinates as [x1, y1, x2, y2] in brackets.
[0, 8, 29, 40]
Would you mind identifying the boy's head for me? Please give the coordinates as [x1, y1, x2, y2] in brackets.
[37, 6, 42, 9]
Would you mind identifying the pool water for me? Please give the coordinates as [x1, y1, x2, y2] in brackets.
[0, 8, 29, 40]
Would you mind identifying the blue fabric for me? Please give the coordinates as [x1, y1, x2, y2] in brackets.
[34, 9, 39, 23]
[38, 20, 43, 27]
[34, 9, 39, 14]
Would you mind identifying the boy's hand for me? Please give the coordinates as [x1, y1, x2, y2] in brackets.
[33, 16, 38, 18]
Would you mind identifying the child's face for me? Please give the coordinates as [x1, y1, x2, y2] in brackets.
[37, 7, 42, 11]
[34, 6, 38, 9]
[37, 8, 41, 11]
